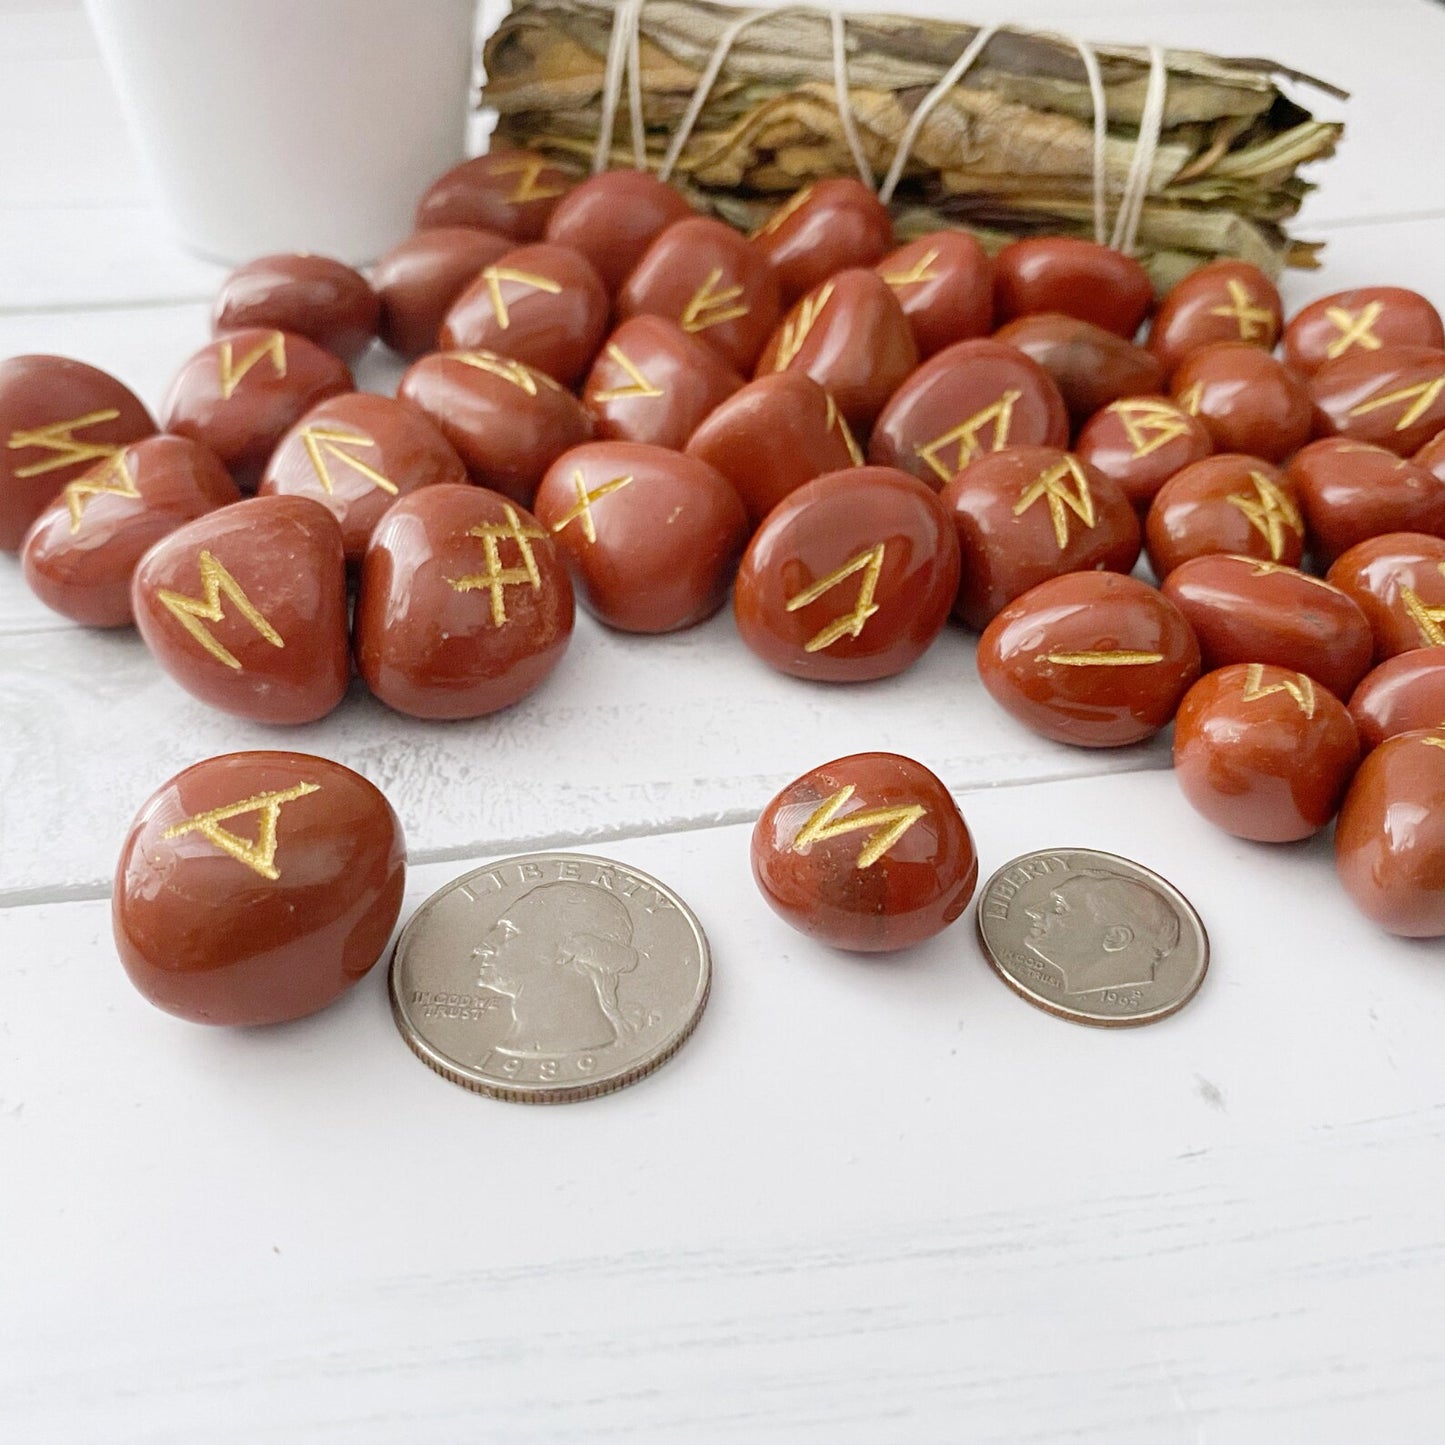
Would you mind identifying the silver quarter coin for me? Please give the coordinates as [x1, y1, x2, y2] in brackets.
[975, 848, 1208, 1027]
[390, 852, 711, 1102]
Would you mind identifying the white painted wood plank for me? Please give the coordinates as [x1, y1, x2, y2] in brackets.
[3, 769, 1443, 1441]
[0, 609, 1170, 899]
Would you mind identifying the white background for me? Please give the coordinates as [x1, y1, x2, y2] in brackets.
[3, 1, 1445, 1441]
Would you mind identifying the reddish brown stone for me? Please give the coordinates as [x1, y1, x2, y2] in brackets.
[755, 268, 917, 429]
[1326, 532, 1445, 660]
[1160, 553, 1373, 700]
[438, 241, 609, 387]
[372, 227, 514, 359]
[751, 752, 977, 952]
[159, 329, 351, 492]
[940, 446, 1139, 630]
[1285, 288, 1445, 377]
[868, 338, 1069, 490]
[22, 435, 239, 627]
[544, 170, 694, 293]
[994, 313, 1164, 428]
[1145, 455, 1304, 578]
[1414, 427, 1445, 483]
[1350, 651, 1445, 754]
[0, 354, 156, 552]
[749, 179, 894, 304]
[976, 572, 1199, 747]
[1287, 438, 1445, 566]
[875, 231, 994, 358]
[684, 372, 860, 527]
[113, 751, 405, 1025]
[733, 466, 959, 682]
[212, 253, 378, 363]
[415, 148, 575, 240]
[354, 484, 573, 720]
[1170, 342, 1313, 461]
[533, 441, 748, 632]
[582, 315, 742, 451]
[1310, 344, 1445, 457]
[993, 237, 1153, 339]
[1074, 394, 1213, 511]
[1173, 663, 1360, 842]
[1335, 727, 1445, 937]
[616, 216, 783, 373]
[259, 392, 468, 564]
[1147, 260, 1282, 376]
[131, 495, 349, 724]
[397, 349, 592, 505]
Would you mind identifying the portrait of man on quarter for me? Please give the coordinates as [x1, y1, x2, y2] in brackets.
[1023, 869, 1181, 993]
[471, 881, 643, 1056]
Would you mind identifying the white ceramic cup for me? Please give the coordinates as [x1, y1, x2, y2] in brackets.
[84, 0, 479, 265]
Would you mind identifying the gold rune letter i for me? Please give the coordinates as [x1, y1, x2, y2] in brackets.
[162, 781, 321, 880]
[156, 551, 284, 670]
[785, 544, 886, 652]
[793, 784, 927, 869]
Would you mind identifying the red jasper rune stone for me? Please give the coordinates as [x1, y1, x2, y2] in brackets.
[976, 571, 1200, 747]
[159, 329, 352, 492]
[733, 466, 960, 682]
[259, 391, 468, 563]
[415, 148, 575, 240]
[212, 253, 378, 363]
[1325, 532, 1445, 660]
[1335, 728, 1445, 937]
[22, 435, 239, 628]
[875, 231, 994, 358]
[1310, 345, 1445, 458]
[749, 178, 895, 304]
[354, 484, 574, 720]
[751, 752, 978, 952]
[372, 227, 514, 359]
[1173, 663, 1360, 843]
[582, 315, 743, 451]
[0, 354, 156, 552]
[993, 237, 1154, 339]
[869, 338, 1069, 490]
[113, 751, 405, 1025]
[544, 169, 695, 294]
[1285, 287, 1445, 377]
[534, 441, 748, 633]
[1147, 260, 1283, 376]
[131, 495, 350, 724]
[1074, 395, 1213, 511]
[1170, 342, 1312, 462]
[1350, 651, 1445, 754]
[684, 372, 860, 527]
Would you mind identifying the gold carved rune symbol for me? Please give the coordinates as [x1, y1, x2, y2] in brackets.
[1176, 381, 1204, 416]
[590, 344, 664, 403]
[1109, 398, 1194, 460]
[62, 450, 139, 532]
[680, 268, 749, 334]
[825, 392, 864, 465]
[879, 247, 941, 288]
[448, 505, 548, 626]
[7, 408, 120, 480]
[750, 185, 814, 239]
[1226, 471, 1303, 561]
[1401, 564, 1445, 647]
[915, 390, 1022, 483]
[1013, 456, 1097, 551]
[1325, 300, 1384, 360]
[792, 784, 927, 870]
[450, 350, 556, 396]
[784, 543, 886, 653]
[480, 266, 563, 330]
[1420, 729, 1445, 753]
[1208, 279, 1275, 342]
[1041, 650, 1165, 667]
[1347, 374, 1445, 432]
[162, 781, 320, 881]
[300, 426, 397, 496]
[549, 471, 634, 544]
[1236, 556, 1341, 592]
[773, 281, 836, 371]
[485, 155, 566, 205]
[1241, 662, 1316, 719]
[156, 551, 283, 670]
[218, 331, 287, 401]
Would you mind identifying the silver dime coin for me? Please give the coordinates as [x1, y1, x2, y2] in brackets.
[390, 852, 711, 1102]
[975, 848, 1208, 1027]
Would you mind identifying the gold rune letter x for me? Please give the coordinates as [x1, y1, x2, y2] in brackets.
[7, 408, 121, 480]
[1208, 279, 1275, 342]
[63, 450, 140, 532]
[162, 781, 321, 881]
[1325, 300, 1384, 359]
[448, 505, 548, 626]
[300, 426, 398, 496]
[157, 551, 283, 670]
[785, 543, 886, 653]
[793, 784, 927, 870]
[550, 471, 634, 545]
[1013, 456, 1097, 551]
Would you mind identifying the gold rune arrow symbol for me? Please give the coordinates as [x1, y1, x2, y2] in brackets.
[680, 268, 749, 333]
[299, 426, 398, 496]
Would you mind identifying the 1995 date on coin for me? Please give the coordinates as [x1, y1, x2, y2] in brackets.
[975, 848, 1208, 1027]
[390, 852, 711, 1101]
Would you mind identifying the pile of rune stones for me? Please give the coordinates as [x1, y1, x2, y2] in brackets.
[6, 148, 1445, 964]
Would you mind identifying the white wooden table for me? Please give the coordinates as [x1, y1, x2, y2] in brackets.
[4, 2, 1445, 1440]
